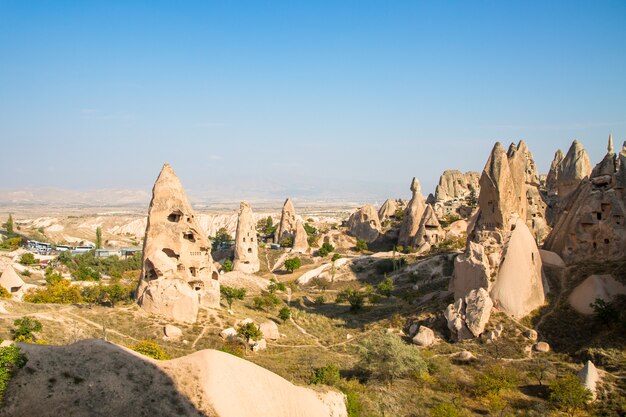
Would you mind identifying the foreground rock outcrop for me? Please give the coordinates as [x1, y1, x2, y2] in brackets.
[544, 137, 626, 264]
[136, 164, 220, 323]
[233, 201, 260, 274]
[1, 339, 347, 417]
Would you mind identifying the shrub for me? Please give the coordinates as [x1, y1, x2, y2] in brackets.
[132, 341, 169, 360]
[430, 403, 464, 417]
[20, 270, 31, 277]
[355, 239, 368, 252]
[23, 280, 83, 304]
[213, 227, 233, 249]
[0, 286, 11, 299]
[284, 257, 301, 273]
[309, 276, 330, 291]
[0, 345, 28, 404]
[0, 237, 22, 251]
[268, 279, 287, 293]
[44, 267, 64, 285]
[303, 223, 317, 235]
[222, 259, 233, 272]
[220, 285, 246, 309]
[279, 236, 293, 248]
[377, 275, 394, 297]
[59, 250, 140, 280]
[314, 295, 326, 305]
[310, 364, 341, 386]
[12, 317, 43, 341]
[237, 322, 262, 342]
[473, 365, 518, 396]
[278, 306, 291, 321]
[19, 253, 36, 265]
[252, 291, 281, 311]
[336, 289, 366, 312]
[331, 253, 342, 262]
[317, 242, 335, 257]
[549, 373, 592, 416]
[357, 331, 427, 382]
[590, 298, 618, 326]
[374, 258, 405, 274]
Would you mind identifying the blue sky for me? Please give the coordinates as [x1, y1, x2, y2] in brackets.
[0, 1, 624, 202]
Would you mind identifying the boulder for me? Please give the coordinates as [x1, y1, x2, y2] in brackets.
[259, 321, 280, 340]
[346, 205, 382, 243]
[408, 323, 419, 337]
[578, 360, 600, 400]
[233, 201, 260, 274]
[539, 249, 565, 267]
[398, 177, 427, 247]
[534, 341, 550, 352]
[220, 327, 238, 340]
[568, 274, 626, 315]
[164, 324, 183, 339]
[524, 329, 538, 341]
[136, 163, 220, 323]
[451, 241, 491, 300]
[464, 288, 493, 337]
[412, 326, 436, 347]
[454, 350, 475, 362]
[444, 298, 474, 342]
[251, 339, 267, 352]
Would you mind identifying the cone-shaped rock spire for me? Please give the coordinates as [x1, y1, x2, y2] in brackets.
[398, 177, 426, 246]
[233, 201, 260, 274]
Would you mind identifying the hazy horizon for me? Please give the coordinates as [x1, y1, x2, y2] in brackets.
[1, 1, 622, 201]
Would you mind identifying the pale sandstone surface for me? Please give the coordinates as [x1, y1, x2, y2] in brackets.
[232, 201, 260, 274]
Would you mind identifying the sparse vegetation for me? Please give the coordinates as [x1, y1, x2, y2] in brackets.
[252, 291, 281, 311]
[549, 373, 592, 416]
[310, 364, 340, 386]
[222, 259, 234, 272]
[0, 286, 11, 299]
[377, 275, 394, 297]
[12, 317, 43, 342]
[355, 239, 368, 252]
[316, 242, 335, 257]
[278, 306, 291, 321]
[357, 331, 427, 382]
[220, 285, 246, 310]
[0, 345, 27, 405]
[19, 253, 36, 265]
[132, 340, 170, 360]
[237, 322, 262, 342]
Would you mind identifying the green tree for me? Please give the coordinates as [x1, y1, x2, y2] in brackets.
[95, 226, 102, 249]
[549, 373, 592, 416]
[222, 259, 234, 272]
[213, 227, 232, 249]
[44, 268, 64, 285]
[357, 331, 427, 382]
[252, 292, 281, 311]
[355, 239, 368, 252]
[278, 306, 291, 321]
[12, 317, 43, 341]
[310, 276, 330, 292]
[220, 285, 246, 309]
[19, 253, 36, 265]
[132, 340, 169, 360]
[317, 242, 335, 257]
[267, 279, 286, 293]
[284, 257, 301, 273]
[466, 185, 478, 208]
[336, 289, 366, 312]
[103, 282, 132, 307]
[4, 214, 14, 236]
[0, 345, 28, 404]
[23, 280, 83, 304]
[473, 365, 518, 396]
[377, 275, 394, 297]
[237, 322, 262, 342]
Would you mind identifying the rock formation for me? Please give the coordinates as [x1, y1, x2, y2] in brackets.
[578, 360, 600, 400]
[136, 163, 220, 323]
[544, 137, 626, 264]
[292, 220, 310, 253]
[0, 266, 28, 299]
[347, 205, 382, 243]
[449, 142, 546, 337]
[444, 288, 492, 341]
[411, 204, 445, 252]
[434, 170, 480, 202]
[233, 201, 260, 274]
[568, 274, 626, 314]
[556, 140, 592, 202]
[378, 198, 405, 222]
[546, 149, 564, 195]
[397, 177, 426, 247]
[275, 198, 297, 244]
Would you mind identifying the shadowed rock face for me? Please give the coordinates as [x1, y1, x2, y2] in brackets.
[544, 138, 626, 264]
[233, 201, 260, 274]
[275, 198, 297, 243]
[347, 205, 382, 243]
[136, 163, 220, 323]
[398, 177, 426, 246]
